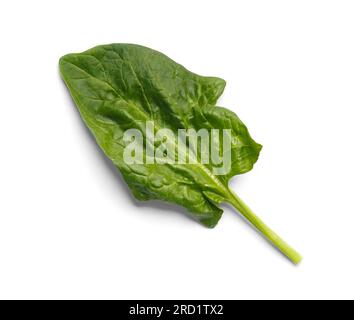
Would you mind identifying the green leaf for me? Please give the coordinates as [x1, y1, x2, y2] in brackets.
[60, 44, 301, 264]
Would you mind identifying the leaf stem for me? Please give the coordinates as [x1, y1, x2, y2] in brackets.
[227, 190, 302, 264]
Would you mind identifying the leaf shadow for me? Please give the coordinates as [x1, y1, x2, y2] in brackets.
[59, 74, 299, 265]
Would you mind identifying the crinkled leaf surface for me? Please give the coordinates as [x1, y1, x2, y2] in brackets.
[59, 44, 261, 227]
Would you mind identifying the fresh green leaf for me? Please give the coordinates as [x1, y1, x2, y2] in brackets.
[59, 44, 301, 264]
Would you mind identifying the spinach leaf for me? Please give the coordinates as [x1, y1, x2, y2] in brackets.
[59, 44, 301, 264]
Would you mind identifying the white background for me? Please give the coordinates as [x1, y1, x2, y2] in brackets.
[0, 0, 353, 300]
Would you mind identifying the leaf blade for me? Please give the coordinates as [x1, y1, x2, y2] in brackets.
[59, 43, 261, 227]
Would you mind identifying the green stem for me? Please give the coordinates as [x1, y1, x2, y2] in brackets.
[227, 190, 302, 264]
